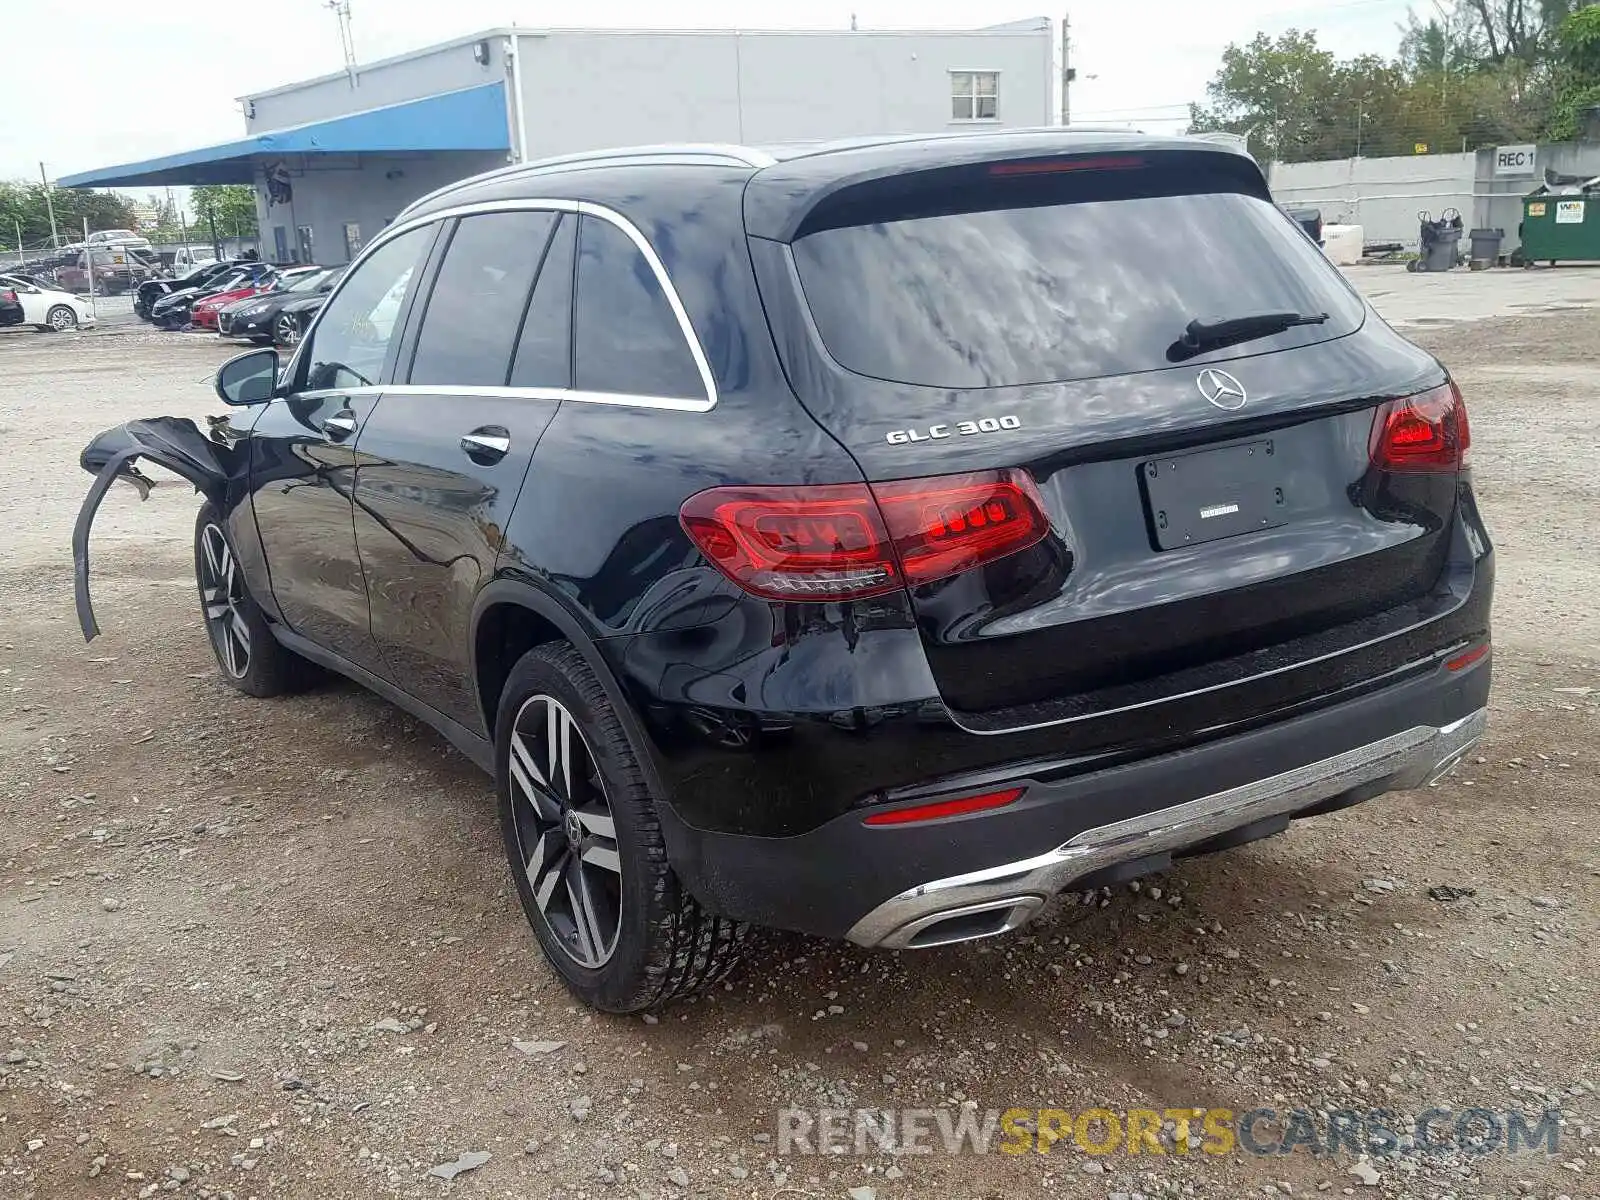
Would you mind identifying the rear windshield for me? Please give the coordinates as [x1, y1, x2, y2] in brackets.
[791, 180, 1365, 389]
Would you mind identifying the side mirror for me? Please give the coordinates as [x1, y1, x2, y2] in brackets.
[215, 347, 279, 406]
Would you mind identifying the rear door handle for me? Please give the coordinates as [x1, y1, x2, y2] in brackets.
[322, 411, 358, 441]
[461, 426, 511, 463]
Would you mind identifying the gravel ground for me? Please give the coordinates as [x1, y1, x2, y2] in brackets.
[1, 284, 1598, 1200]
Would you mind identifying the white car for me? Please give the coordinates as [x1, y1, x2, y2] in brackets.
[0, 274, 97, 332]
[86, 229, 154, 252]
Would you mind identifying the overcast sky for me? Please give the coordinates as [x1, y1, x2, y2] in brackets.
[8, 0, 1414, 200]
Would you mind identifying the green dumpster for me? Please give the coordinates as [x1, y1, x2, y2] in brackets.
[1519, 188, 1600, 266]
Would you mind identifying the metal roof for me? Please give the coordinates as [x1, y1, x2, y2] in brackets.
[57, 83, 509, 188]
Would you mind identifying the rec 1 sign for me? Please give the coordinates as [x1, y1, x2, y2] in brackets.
[1494, 144, 1537, 175]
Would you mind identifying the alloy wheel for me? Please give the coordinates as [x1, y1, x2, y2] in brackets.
[275, 313, 301, 347]
[507, 695, 623, 968]
[47, 306, 77, 331]
[199, 524, 251, 679]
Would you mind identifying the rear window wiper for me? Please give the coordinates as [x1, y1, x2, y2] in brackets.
[1168, 310, 1329, 362]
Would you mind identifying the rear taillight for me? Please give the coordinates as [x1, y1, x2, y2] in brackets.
[1369, 381, 1470, 473]
[679, 469, 1049, 602]
[0, 290, 15, 303]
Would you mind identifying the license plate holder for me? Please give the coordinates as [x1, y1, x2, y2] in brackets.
[1141, 439, 1286, 550]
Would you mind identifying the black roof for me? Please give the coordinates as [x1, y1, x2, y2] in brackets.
[399, 129, 1260, 241]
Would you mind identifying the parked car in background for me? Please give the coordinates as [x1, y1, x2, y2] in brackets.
[135, 260, 240, 319]
[268, 271, 348, 348]
[56, 248, 152, 295]
[219, 265, 343, 342]
[193, 266, 317, 331]
[150, 263, 274, 329]
[0, 285, 22, 328]
[75, 134, 1490, 1012]
[0, 272, 96, 331]
[87, 229, 154, 252]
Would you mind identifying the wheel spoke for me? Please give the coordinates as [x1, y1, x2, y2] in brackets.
[580, 843, 621, 874]
[532, 847, 566, 913]
[202, 529, 224, 581]
[508, 732, 559, 821]
[574, 807, 615, 840]
[546, 702, 573, 802]
[565, 857, 606, 964]
[229, 610, 251, 652]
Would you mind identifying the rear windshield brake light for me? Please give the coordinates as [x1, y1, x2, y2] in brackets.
[988, 155, 1146, 177]
[679, 469, 1049, 602]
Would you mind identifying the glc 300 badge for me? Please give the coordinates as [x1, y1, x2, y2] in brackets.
[885, 415, 1022, 445]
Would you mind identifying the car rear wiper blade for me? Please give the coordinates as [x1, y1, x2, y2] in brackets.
[1169, 310, 1330, 362]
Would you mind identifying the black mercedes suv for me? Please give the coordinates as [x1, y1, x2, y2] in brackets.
[76, 132, 1492, 1012]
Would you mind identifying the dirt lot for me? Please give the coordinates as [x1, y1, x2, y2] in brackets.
[2, 279, 1598, 1200]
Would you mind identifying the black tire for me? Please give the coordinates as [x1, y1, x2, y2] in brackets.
[44, 305, 77, 332]
[496, 643, 747, 1012]
[274, 311, 303, 348]
[193, 503, 319, 697]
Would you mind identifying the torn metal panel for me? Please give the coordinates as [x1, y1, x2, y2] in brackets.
[74, 417, 241, 642]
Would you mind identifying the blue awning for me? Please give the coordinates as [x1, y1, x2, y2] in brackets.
[58, 82, 509, 188]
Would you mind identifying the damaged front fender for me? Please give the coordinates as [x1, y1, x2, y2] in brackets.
[74, 416, 242, 642]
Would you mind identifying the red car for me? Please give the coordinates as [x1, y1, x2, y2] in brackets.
[190, 267, 318, 330]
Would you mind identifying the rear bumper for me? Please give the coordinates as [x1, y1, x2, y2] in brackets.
[656, 651, 1490, 941]
[848, 708, 1484, 949]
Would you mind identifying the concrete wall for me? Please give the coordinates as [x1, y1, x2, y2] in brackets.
[238, 23, 1054, 265]
[513, 27, 1053, 156]
[1269, 153, 1478, 249]
[241, 25, 1054, 152]
[245, 35, 509, 133]
[249, 150, 504, 265]
[1270, 142, 1600, 252]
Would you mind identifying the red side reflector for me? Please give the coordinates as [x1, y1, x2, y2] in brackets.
[1369, 381, 1470, 473]
[1446, 642, 1490, 671]
[989, 155, 1146, 177]
[862, 787, 1025, 827]
[679, 469, 1049, 602]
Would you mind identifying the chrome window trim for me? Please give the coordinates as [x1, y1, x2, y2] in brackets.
[281, 197, 718, 413]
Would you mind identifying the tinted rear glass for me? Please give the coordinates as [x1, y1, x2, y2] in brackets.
[791, 182, 1364, 389]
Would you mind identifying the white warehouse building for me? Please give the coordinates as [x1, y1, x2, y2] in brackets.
[62, 21, 1056, 264]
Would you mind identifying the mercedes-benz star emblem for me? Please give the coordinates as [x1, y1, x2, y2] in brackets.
[1196, 368, 1248, 411]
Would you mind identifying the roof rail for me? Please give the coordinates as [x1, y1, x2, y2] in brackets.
[399, 143, 777, 218]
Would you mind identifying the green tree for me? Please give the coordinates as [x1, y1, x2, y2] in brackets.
[1188, 30, 1349, 161]
[1546, 3, 1600, 139]
[191, 185, 259, 241]
[0, 182, 133, 251]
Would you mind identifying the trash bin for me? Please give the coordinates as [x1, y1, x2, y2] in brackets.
[1520, 186, 1600, 265]
[1468, 228, 1503, 268]
[1408, 209, 1464, 272]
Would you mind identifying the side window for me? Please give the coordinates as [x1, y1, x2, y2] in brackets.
[408, 210, 556, 388]
[302, 226, 431, 392]
[508, 214, 575, 389]
[573, 215, 705, 401]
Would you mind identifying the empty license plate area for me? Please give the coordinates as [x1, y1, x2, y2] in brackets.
[1141, 439, 1287, 550]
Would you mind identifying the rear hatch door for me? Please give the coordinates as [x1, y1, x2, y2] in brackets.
[747, 145, 1465, 729]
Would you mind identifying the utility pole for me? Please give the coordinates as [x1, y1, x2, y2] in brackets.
[326, 1, 356, 83]
[14, 218, 23, 266]
[1060, 14, 1075, 125]
[39, 162, 59, 248]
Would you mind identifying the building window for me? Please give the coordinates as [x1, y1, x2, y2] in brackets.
[272, 226, 289, 263]
[951, 71, 999, 121]
[296, 225, 314, 264]
[343, 222, 363, 261]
